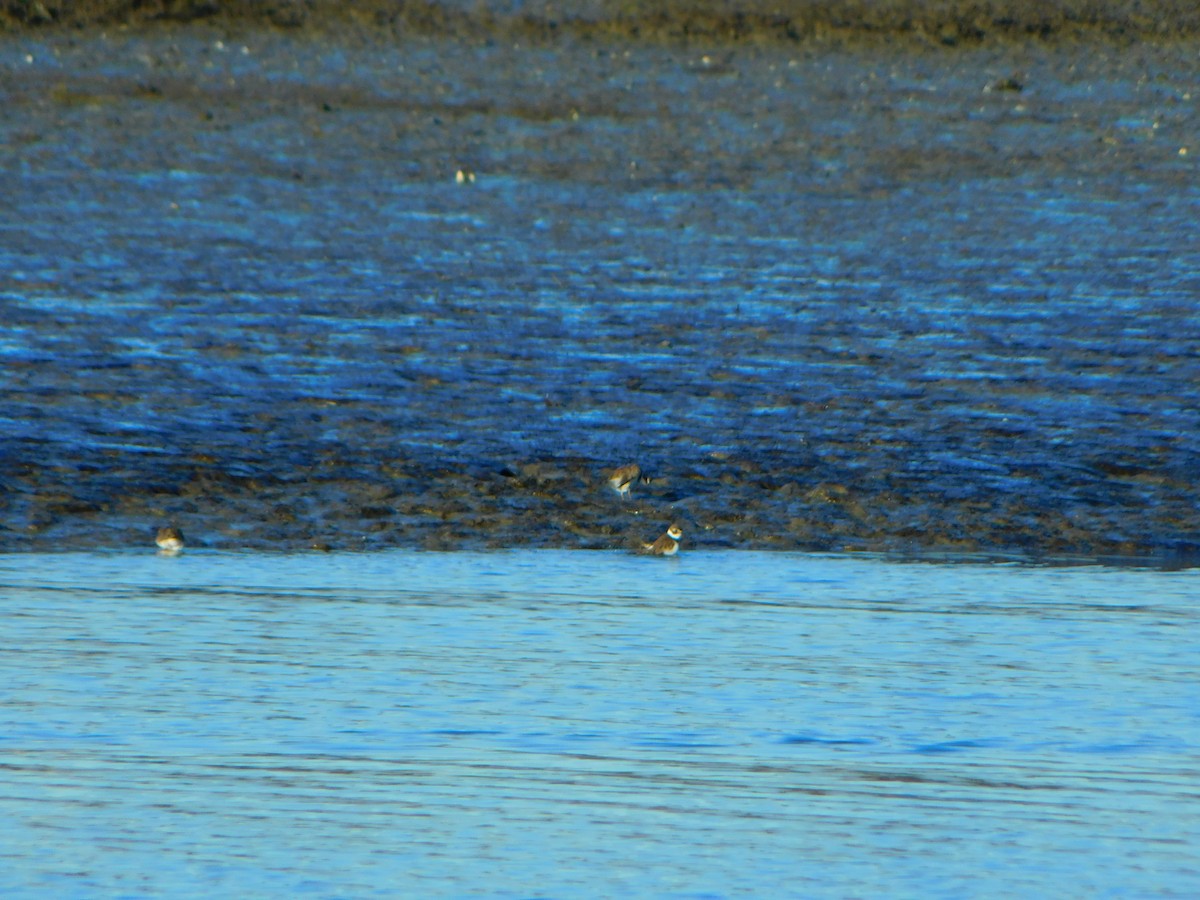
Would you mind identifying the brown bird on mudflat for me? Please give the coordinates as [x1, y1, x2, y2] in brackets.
[641, 524, 683, 556]
[607, 463, 641, 502]
[155, 526, 185, 554]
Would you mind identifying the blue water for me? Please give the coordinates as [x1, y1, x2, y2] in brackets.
[1, 551, 1196, 897]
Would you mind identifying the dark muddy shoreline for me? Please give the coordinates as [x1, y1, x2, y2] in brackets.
[1, 21, 1198, 561]
[5, 0, 1200, 42]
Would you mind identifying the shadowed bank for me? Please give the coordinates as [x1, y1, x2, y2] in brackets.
[5, 0, 1200, 41]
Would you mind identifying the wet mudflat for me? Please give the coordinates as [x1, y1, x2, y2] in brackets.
[1, 25, 1198, 556]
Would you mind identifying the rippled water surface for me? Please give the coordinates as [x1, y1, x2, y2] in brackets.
[1, 551, 1196, 896]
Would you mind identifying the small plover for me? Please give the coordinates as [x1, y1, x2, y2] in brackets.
[642, 524, 683, 556]
[607, 463, 641, 501]
[156, 526, 185, 554]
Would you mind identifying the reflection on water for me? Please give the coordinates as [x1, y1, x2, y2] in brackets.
[1, 551, 1197, 896]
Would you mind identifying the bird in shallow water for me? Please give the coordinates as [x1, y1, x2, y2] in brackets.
[607, 463, 641, 502]
[641, 524, 683, 556]
[155, 526, 184, 554]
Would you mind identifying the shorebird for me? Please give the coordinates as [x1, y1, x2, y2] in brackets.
[155, 526, 185, 554]
[607, 463, 641, 502]
[642, 524, 683, 556]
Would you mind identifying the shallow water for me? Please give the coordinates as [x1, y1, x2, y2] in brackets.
[1, 550, 1197, 896]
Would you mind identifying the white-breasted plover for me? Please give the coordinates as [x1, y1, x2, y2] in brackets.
[642, 524, 682, 556]
[156, 526, 185, 554]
